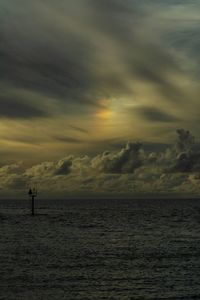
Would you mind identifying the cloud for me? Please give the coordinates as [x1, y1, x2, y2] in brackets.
[1, 0, 200, 168]
[91, 142, 143, 173]
[162, 129, 198, 173]
[54, 158, 73, 176]
[0, 129, 200, 198]
[0, 96, 48, 119]
[134, 106, 178, 122]
[68, 125, 89, 134]
[54, 136, 83, 144]
[0, 162, 25, 176]
[25, 156, 73, 178]
[0, 0, 195, 120]
[170, 151, 200, 173]
[175, 129, 195, 153]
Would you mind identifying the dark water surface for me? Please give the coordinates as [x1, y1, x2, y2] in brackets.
[1, 198, 200, 300]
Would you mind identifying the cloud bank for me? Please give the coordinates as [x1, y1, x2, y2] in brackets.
[1, 129, 200, 198]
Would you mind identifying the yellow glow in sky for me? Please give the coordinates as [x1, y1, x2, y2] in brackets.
[96, 109, 113, 119]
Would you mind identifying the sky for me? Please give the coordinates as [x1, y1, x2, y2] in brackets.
[1, 0, 200, 197]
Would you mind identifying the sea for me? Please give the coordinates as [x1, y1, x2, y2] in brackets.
[1, 198, 200, 300]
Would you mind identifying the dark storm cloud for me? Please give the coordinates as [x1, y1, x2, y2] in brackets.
[0, 1, 100, 115]
[0, 0, 191, 120]
[0, 96, 47, 119]
[0, 35, 97, 109]
[134, 106, 178, 122]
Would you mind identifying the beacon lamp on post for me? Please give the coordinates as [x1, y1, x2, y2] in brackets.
[28, 188, 38, 215]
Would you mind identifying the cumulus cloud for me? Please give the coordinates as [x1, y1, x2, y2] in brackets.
[175, 129, 195, 153]
[165, 129, 200, 173]
[91, 142, 143, 173]
[25, 156, 73, 178]
[0, 129, 200, 198]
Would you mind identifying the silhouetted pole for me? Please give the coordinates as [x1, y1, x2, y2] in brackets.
[32, 195, 35, 216]
[28, 188, 37, 216]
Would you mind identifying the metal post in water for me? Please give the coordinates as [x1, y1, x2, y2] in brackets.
[32, 195, 35, 215]
[28, 188, 37, 216]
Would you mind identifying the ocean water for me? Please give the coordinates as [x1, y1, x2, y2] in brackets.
[1, 198, 200, 300]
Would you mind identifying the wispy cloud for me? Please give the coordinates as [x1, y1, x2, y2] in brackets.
[0, 0, 200, 163]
